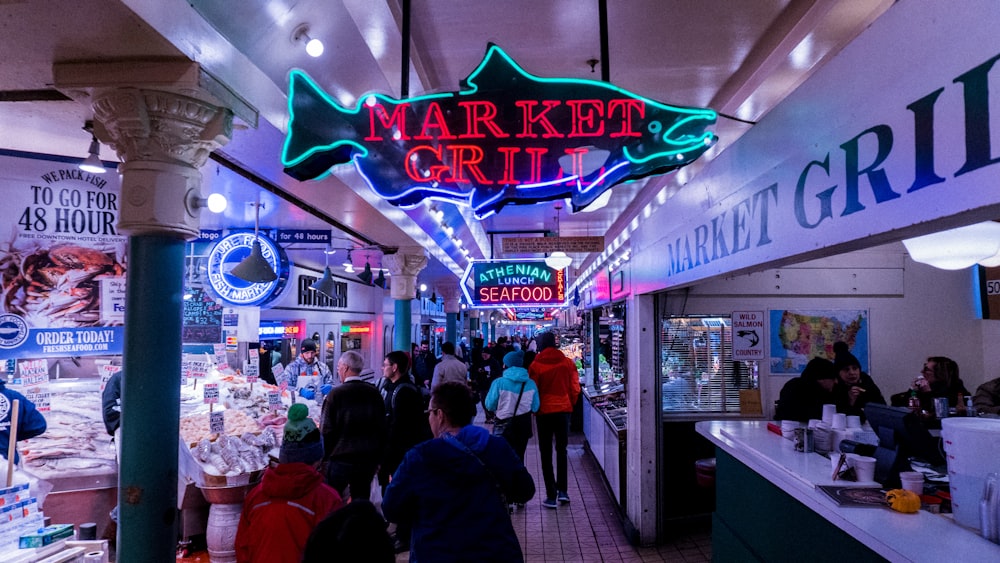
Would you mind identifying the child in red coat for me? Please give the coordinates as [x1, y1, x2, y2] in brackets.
[235, 404, 342, 563]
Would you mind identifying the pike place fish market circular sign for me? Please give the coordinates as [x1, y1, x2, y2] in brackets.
[0, 314, 28, 349]
[207, 233, 289, 307]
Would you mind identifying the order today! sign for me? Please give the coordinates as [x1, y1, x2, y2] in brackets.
[461, 259, 566, 308]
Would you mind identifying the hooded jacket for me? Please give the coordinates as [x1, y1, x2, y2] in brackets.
[527, 347, 581, 415]
[382, 425, 535, 562]
[235, 462, 342, 563]
[484, 367, 540, 419]
[0, 381, 46, 463]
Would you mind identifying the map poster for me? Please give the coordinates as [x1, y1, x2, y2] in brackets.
[768, 309, 869, 375]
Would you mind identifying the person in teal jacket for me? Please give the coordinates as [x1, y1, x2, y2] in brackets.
[0, 379, 47, 464]
[484, 350, 539, 465]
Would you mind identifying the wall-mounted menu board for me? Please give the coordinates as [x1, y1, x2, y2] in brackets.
[182, 287, 223, 344]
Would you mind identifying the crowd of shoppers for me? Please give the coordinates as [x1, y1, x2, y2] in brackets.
[235, 331, 583, 561]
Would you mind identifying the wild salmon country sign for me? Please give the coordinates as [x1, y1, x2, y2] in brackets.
[282, 44, 717, 217]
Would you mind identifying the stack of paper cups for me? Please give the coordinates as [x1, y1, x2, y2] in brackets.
[846, 415, 862, 429]
[821, 404, 837, 425]
[831, 428, 851, 454]
[831, 413, 847, 430]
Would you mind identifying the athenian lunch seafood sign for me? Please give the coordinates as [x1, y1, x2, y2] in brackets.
[0, 154, 125, 358]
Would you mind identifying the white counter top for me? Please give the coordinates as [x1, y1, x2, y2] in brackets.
[696, 420, 1000, 562]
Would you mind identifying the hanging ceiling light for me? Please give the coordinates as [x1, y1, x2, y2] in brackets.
[78, 120, 106, 174]
[901, 221, 1000, 270]
[230, 200, 278, 283]
[357, 257, 373, 284]
[342, 250, 355, 273]
[292, 23, 324, 57]
[373, 269, 386, 289]
[545, 203, 574, 270]
[310, 247, 337, 298]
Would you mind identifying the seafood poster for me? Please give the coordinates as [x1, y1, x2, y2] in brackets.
[0, 154, 126, 359]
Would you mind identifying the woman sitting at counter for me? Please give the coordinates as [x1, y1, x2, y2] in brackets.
[890, 356, 969, 412]
[774, 357, 838, 422]
[831, 341, 885, 419]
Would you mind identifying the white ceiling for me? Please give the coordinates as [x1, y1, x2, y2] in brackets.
[0, 0, 895, 292]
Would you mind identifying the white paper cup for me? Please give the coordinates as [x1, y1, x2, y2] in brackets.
[831, 413, 847, 430]
[899, 471, 924, 493]
[822, 404, 837, 425]
[808, 419, 822, 429]
[846, 415, 862, 429]
[849, 455, 877, 483]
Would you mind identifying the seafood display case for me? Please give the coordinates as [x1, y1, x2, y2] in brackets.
[19, 378, 119, 542]
[582, 384, 627, 506]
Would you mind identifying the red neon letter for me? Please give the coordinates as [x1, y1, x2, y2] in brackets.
[365, 103, 411, 141]
[444, 145, 492, 185]
[404, 146, 448, 182]
[414, 102, 456, 140]
[458, 101, 510, 139]
[567, 99, 605, 137]
[497, 147, 521, 185]
[525, 148, 548, 184]
[607, 99, 645, 138]
[515, 100, 565, 139]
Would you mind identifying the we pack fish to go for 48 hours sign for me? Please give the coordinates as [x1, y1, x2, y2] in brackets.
[282, 44, 717, 218]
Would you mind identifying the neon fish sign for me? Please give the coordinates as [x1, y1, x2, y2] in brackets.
[283, 44, 717, 218]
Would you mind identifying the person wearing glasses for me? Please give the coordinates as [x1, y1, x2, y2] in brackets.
[282, 339, 333, 402]
[382, 381, 535, 562]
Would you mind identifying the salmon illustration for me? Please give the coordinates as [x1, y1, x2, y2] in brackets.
[283, 44, 717, 217]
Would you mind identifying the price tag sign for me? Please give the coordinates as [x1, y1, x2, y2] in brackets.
[190, 361, 208, 379]
[203, 383, 220, 404]
[209, 411, 225, 434]
[267, 390, 282, 410]
[244, 357, 260, 382]
[99, 364, 122, 393]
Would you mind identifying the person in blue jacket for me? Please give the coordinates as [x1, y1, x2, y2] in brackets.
[382, 381, 534, 563]
[484, 350, 539, 465]
[0, 378, 47, 464]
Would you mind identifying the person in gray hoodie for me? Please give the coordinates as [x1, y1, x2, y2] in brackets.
[484, 350, 540, 464]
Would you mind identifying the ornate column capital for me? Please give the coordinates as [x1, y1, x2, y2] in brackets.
[438, 284, 464, 314]
[384, 248, 428, 301]
[55, 61, 235, 239]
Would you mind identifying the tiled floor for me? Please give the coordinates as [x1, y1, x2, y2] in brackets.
[398, 419, 713, 563]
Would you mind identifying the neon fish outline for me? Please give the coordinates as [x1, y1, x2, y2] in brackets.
[283, 44, 717, 218]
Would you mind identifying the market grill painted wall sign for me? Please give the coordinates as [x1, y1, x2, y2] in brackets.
[282, 44, 717, 218]
[461, 259, 565, 308]
[632, 0, 1000, 292]
[207, 232, 289, 307]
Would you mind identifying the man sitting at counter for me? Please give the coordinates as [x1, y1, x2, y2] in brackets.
[973, 376, 1000, 415]
[774, 357, 837, 422]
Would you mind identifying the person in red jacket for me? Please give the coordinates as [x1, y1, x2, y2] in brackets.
[236, 403, 343, 563]
[528, 331, 581, 509]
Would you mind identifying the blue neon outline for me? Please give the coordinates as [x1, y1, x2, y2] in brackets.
[283, 45, 716, 212]
[460, 258, 568, 309]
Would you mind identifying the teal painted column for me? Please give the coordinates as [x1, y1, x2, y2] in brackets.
[446, 312, 457, 344]
[87, 76, 234, 561]
[120, 235, 184, 560]
[394, 298, 412, 353]
[440, 284, 462, 346]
